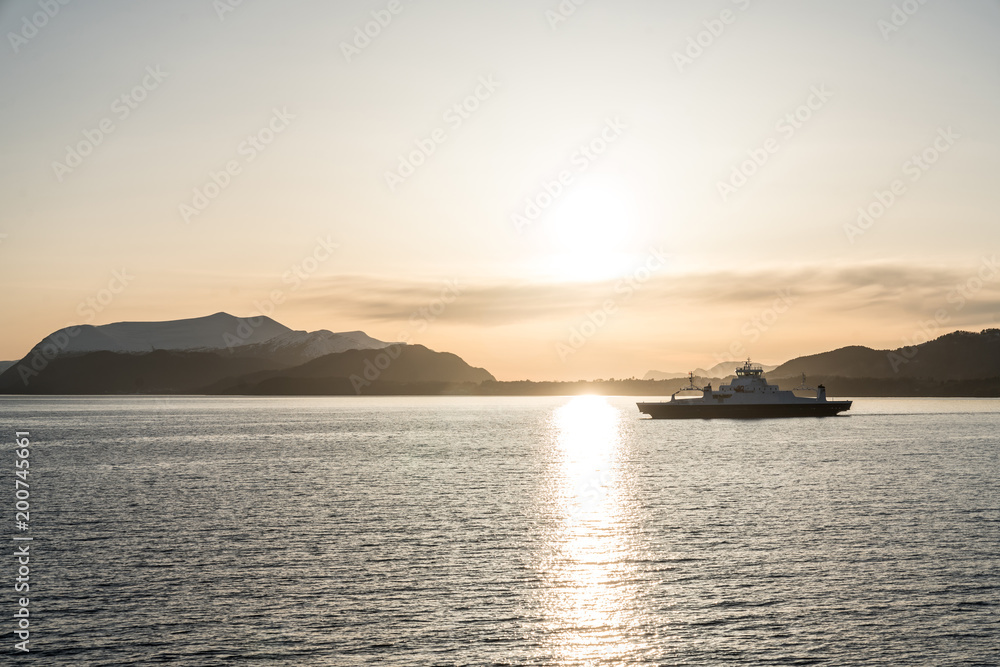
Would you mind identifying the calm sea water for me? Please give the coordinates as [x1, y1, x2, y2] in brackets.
[2, 396, 998, 665]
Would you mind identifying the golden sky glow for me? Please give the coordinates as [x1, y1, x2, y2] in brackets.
[1, 1, 998, 380]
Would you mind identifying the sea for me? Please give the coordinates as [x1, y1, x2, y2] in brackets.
[1, 396, 998, 666]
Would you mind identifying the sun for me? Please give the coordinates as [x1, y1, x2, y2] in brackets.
[542, 181, 637, 282]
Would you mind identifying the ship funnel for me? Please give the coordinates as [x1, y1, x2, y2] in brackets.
[817, 384, 827, 402]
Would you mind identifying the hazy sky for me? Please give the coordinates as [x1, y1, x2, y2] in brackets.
[2, 0, 998, 380]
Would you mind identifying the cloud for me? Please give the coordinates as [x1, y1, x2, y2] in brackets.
[289, 259, 1000, 328]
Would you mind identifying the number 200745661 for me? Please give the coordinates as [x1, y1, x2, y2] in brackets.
[15, 433, 31, 526]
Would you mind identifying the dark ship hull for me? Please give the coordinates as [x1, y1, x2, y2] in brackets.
[637, 400, 852, 419]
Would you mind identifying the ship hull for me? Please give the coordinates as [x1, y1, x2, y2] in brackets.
[637, 400, 852, 419]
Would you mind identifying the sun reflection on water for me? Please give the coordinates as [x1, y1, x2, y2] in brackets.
[542, 396, 646, 664]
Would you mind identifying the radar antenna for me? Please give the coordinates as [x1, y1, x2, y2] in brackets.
[670, 371, 705, 401]
[794, 372, 819, 395]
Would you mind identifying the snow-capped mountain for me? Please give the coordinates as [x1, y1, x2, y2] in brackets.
[21, 312, 394, 366]
[39, 312, 292, 354]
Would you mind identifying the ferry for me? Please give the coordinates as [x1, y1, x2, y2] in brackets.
[637, 360, 852, 419]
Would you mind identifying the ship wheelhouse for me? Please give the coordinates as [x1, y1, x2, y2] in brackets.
[734, 360, 764, 378]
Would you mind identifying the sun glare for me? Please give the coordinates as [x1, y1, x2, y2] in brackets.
[543, 182, 637, 282]
[541, 396, 647, 661]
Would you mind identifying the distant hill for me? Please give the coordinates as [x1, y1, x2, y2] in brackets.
[642, 370, 689, 381]
[0, 343, 494, 395]
[471, 376, 1000, 397]
[0, 349, 282, 394]
[225, 329, 393, 367]
[770, 374, 1000, 398]
[208, 345, 495, 394]
[645, 361, 778, 381]
[636, 330, 1000, 396]
[770, 329, 1000, 381]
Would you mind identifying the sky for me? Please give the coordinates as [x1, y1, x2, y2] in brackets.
[1, 0, 999, 381]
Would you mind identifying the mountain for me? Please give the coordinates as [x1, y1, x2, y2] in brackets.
[0, 344, 494, 395]
[38, 312, 292, 354]
[208, 345, 495, 394]
[0, 349, 283, 394]
[225, 329, 393, 367]
[0, 312, 492, 394]
[6, 312, 396, 377]
[644, 361, 779, 381]
[770, 329, 1000, 381]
